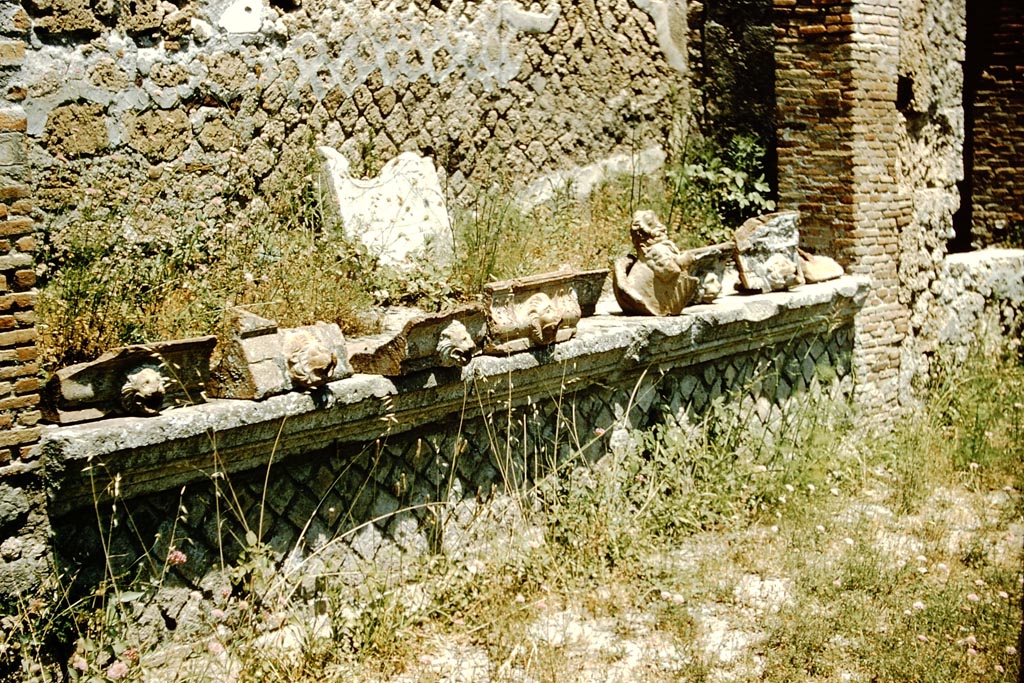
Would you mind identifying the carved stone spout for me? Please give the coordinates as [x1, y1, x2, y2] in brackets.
[524, 292, 562, 346]
[612, 210, 699, 316]
[482, 270, 598, 354]
[436, 320, 476, 367]
[120, 365, 167, 416]
[283, 330, 338, 389]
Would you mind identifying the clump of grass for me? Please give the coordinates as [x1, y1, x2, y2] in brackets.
[36, 150, 379, 372]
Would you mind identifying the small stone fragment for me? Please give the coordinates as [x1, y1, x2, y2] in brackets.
[799, 248, 844, 283]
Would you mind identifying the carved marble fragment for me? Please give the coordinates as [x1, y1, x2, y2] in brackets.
[208, 309, 352, 400]
[42, 336, 216, 424]
[436, 320, 477, 367]
[120, 365, 167, 416]
[684, 241, 741, 304]
[733, 211, 803, 293]
[483, 269, 606, 353]
[347, 305, 487, 376]
[612, 210, 699, 315]
[283, 330, 338, 389]
[318, 148, 455, 268]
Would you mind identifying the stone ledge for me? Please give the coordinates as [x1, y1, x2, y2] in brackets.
[38, 277, 868, 515]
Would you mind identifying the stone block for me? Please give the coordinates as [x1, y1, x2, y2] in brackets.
[42, 336, 217, 425]
[0, 41, 24, 66]
[348, 305, 487, 376]
[209, 309, 353, 400]
[43, 103, 109, 158]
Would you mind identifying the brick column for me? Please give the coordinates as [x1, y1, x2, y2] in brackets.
[774, 0, 911, 410]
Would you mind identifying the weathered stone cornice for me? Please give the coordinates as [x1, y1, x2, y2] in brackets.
[38, 277, 867, 515]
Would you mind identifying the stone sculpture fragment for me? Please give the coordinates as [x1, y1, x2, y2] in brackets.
[483, 269, 607, 353]
[612, 210, 699, 316]
[733, 211, 803, 293]
[347, 305, 487, 376]
[208, 309, 352, 400]
[42, 336, 216, 424]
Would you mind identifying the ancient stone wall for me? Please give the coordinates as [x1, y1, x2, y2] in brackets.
[0, 0, 48, 600]
[894, 0, 965, 400]
[21, 0, 688, 248]
[39, 278, 863, 642]
[965, 0, 1024, 247]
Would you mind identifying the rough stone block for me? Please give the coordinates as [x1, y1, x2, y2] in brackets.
[0, 41, 24, 65]
[43, 103, 109, 158]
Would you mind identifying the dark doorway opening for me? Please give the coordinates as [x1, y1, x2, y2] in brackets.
[950, 0, 998, 252]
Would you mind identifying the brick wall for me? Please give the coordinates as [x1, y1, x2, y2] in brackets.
[0, 0, 38, 466]
[773, 0, 856, 256]
[774, 0, 911, 410]
[969, 0, 1024, 246]
[0, 0, 48, 600]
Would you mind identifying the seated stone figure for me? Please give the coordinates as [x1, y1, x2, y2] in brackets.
[613, 210, 699, 315]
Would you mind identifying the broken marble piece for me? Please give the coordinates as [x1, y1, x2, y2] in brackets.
[318, 147, 455, 268]
[798, 248, 844, 283]
[208, 309, 352, 400]
[684, 241, 740, 304]
[733, 211, 803, 293]
[612, 210, 699, 316]
[483, 270, 595, 353]
[42, 336, 216, 424]
[347, 305, 487, 376]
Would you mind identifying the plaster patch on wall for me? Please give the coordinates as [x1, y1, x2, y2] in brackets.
[630, 0, 687, 72]
[283, 0, 560, 96]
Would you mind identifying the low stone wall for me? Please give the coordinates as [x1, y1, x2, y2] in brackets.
[36, 277, 865, 634]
